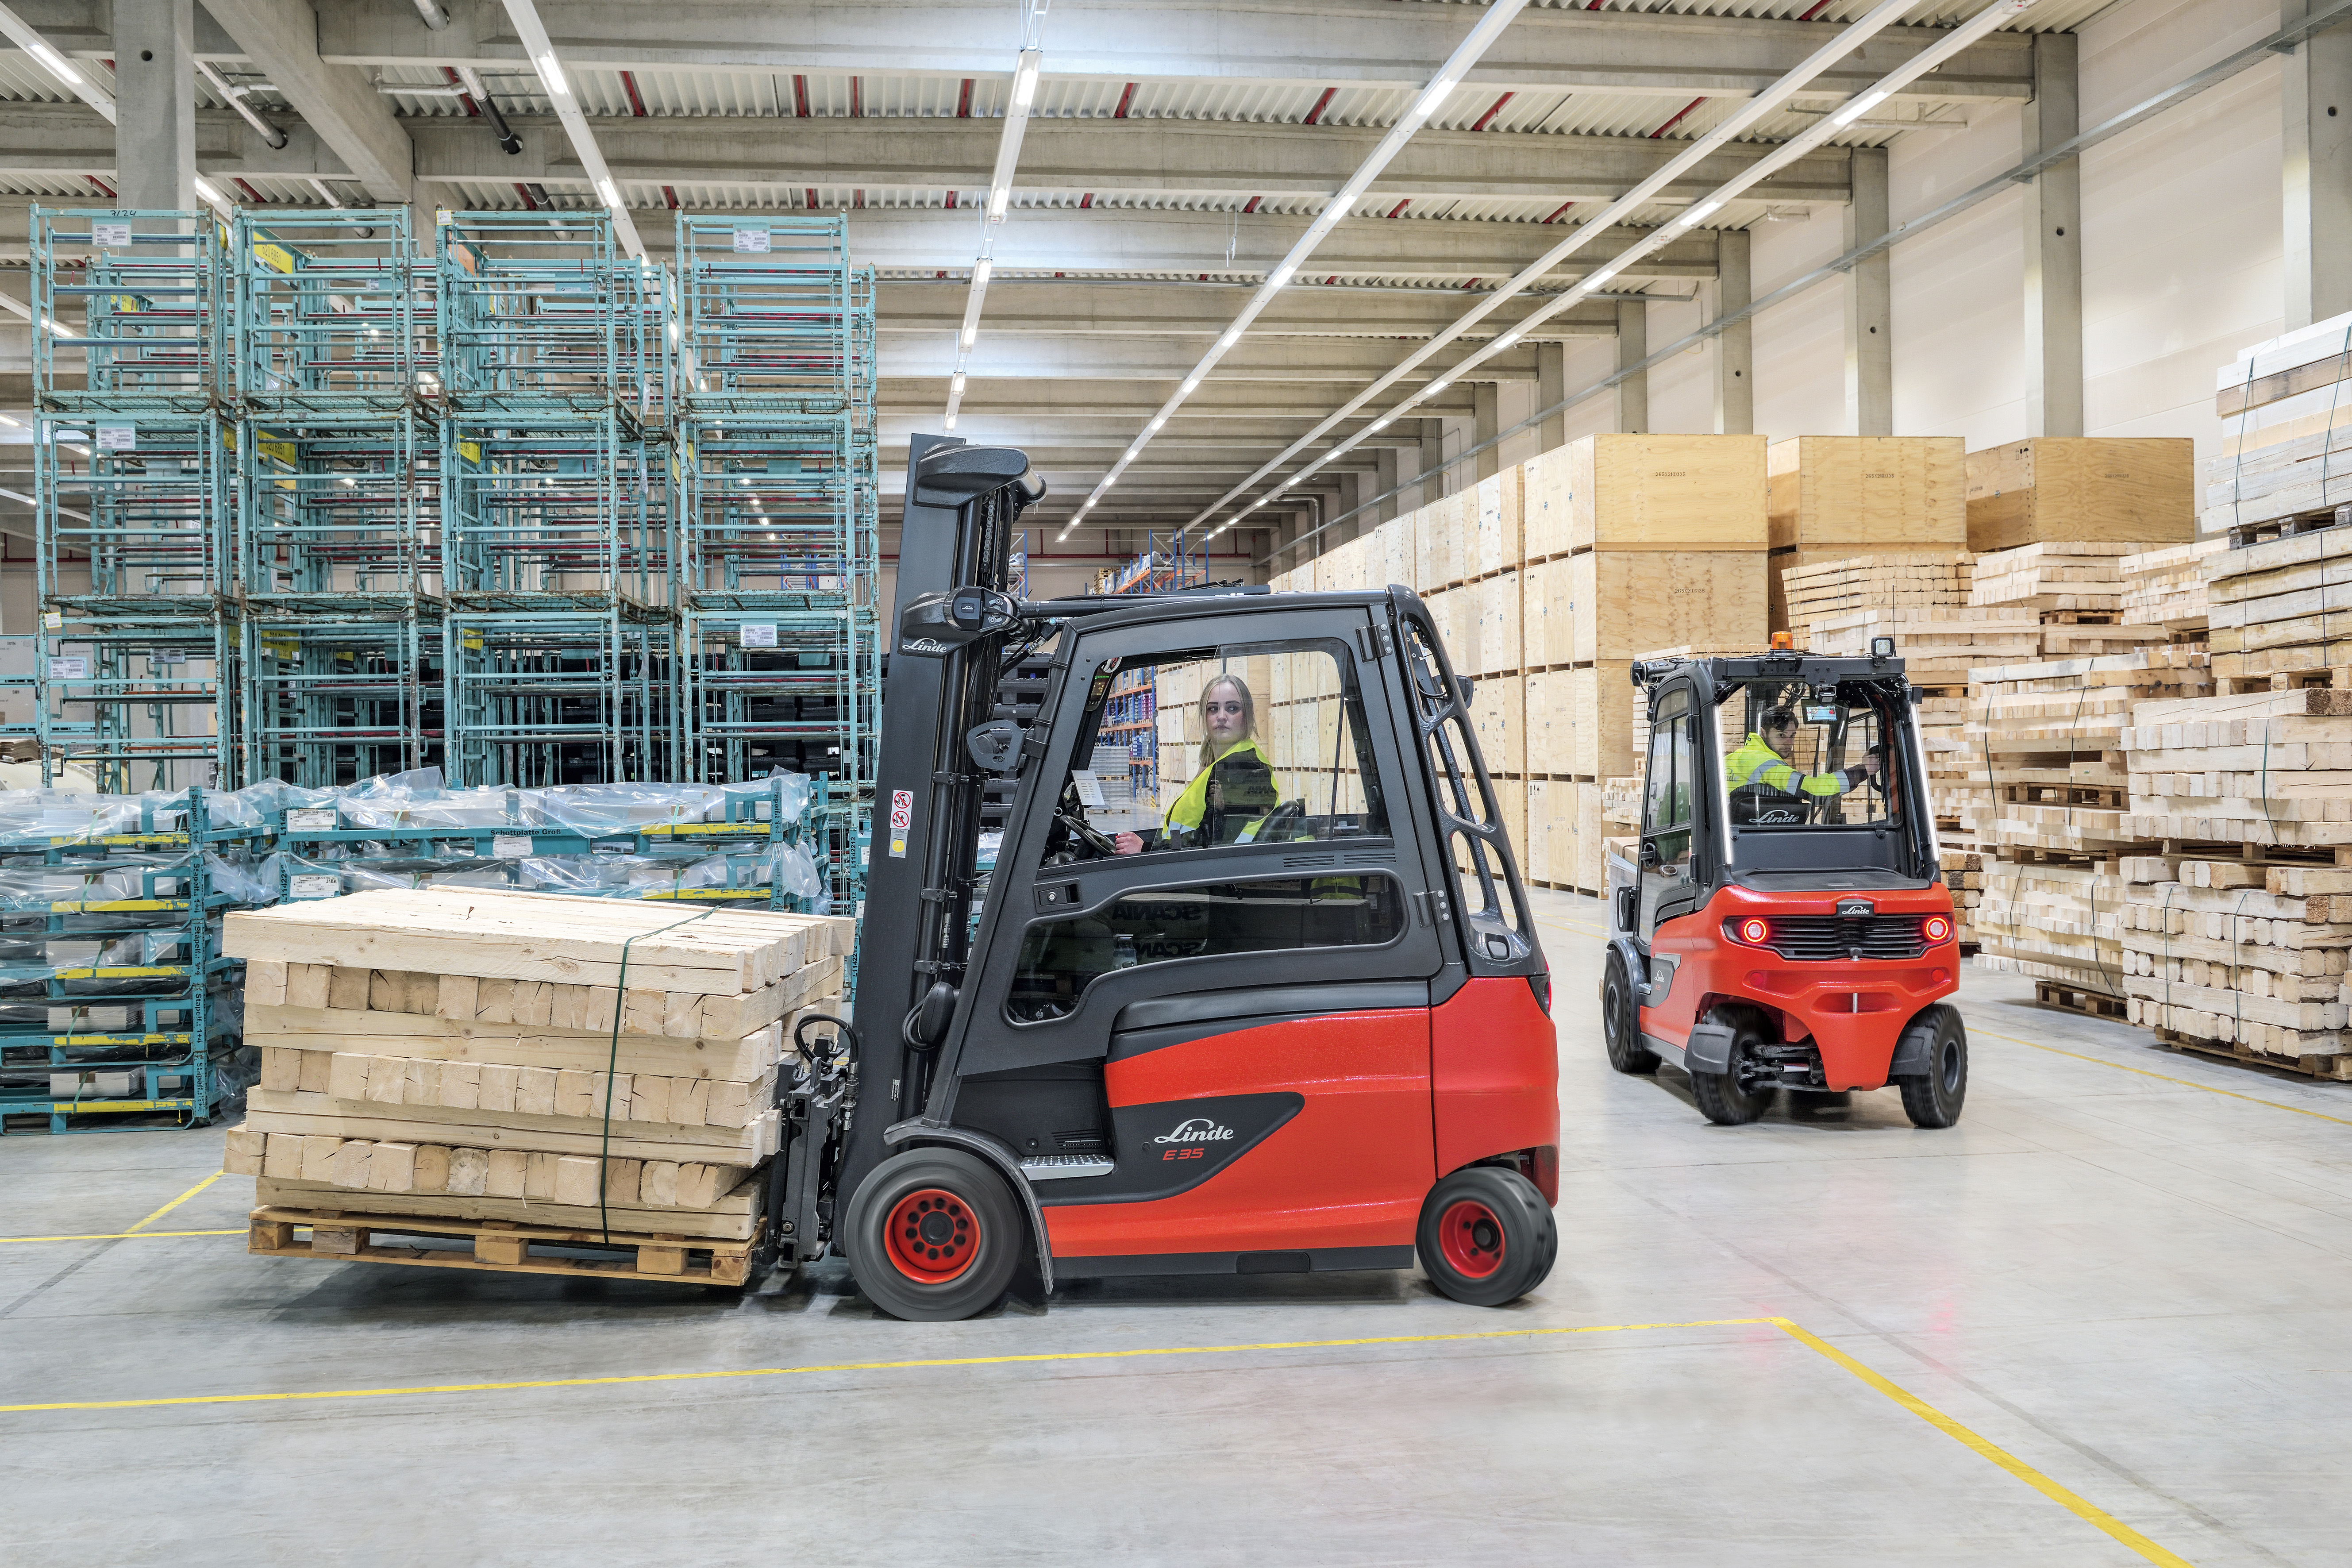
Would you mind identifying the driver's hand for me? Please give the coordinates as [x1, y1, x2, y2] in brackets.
[1113, 832, 1143, 856]
[1860, 753, 1882, 778]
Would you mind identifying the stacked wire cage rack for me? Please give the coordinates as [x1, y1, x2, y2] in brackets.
[673, 213, 878, 907]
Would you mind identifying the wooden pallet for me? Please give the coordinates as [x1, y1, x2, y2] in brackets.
[248, 1205, 759, 1286]
[2225, 508, 2347, 551]
[2034, 980, 2130, 1020]
[2153, 1029, 2352, 1082]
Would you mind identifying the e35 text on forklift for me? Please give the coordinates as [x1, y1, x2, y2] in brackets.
[1601, 643, 1970, 1128]
[768, 439, 1561, 1320]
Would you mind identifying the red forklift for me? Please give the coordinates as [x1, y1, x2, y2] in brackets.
[765, 439, 1559, 1320]
[1600, 648, 1968, 1128]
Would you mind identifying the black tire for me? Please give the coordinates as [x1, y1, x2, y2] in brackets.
[1601, 949, 1658, 1075]
[1690, 1013, 1774, 1126]
[1896, 1007, 1968, 1129]
[1417, 1165, 1557, 1307]
[843, 1147, 1026, 1321]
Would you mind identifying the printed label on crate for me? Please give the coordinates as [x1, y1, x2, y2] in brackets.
[741, 623, 779, 648]
[1070, 769, 1107, 809]
[92, 216, 132, 247]
[284, 808, 337, 831]
[492, 833, 533, 860]
[288, 874, 339, 900]
[96, 426, 135, 452]
[888, 787, 913, 859]
[732, 227, 771, 253]
[43, 610, 62, 629]
[153, 648, 184, 666]
[48, 656, 87, 681]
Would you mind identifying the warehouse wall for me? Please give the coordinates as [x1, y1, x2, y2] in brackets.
[1657, 0, 2286, 480]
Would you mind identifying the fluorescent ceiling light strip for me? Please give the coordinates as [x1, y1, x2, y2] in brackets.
[1059, 0, 1536, 538]
[1216, 0, 2044, 530]
[503, 0, 644, 256]
[1186, 0, 1949, 529]
[953, 45, 1044, 426]
[0, 5, 114, 123]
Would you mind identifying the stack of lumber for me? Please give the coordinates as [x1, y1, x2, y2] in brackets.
[2205, 310, 2352, 539]
[2116, 851, 2352, 1073]
[2206, 526, 2352, 691]
[1966, 437, 2194, 552]
[1965, 646, 2211, 999]
[1969, 541, 2178, 659]
[2120, 540, 2222, 632]
[2121, 685, 2352, 851]
[1766, 437, 1966, 638]
[219, 890, 851, 1276]
[1781, 549, 1972, 655]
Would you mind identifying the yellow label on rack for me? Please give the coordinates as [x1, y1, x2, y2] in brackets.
[252, 242, 295, 275]
[458, 440, 482, 465]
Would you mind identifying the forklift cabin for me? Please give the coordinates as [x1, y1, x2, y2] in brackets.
[826, 440, 1562, 1320]
[1601, 651, 1969, 1129]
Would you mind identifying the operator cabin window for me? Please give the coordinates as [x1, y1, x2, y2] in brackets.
[1058, 640, 1389, 851]
[1642, 690, 1695, 874]
[1009, 639, 1399, 1022]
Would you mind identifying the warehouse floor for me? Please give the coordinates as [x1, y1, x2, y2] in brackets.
[4, 887, 2348, 1567]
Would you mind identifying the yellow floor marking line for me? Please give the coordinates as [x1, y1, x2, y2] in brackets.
[126, 1171, 227, 1233]
[0, 1310, 2201, 1559]
[1975, 1027, 2352, 1128]
[1773, 1318, 2193, 1568]
[0, 1229, 242, 1246]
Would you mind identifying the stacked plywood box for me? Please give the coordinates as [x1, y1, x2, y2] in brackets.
[1519, 435, 1768, 892]
[220, 890, 851, 1283]
[1966, 437, 2193, 553]
[1767, 437, 1967, 637]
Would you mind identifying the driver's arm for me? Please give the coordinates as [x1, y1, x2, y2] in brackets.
[1749, 755, 1867, 798]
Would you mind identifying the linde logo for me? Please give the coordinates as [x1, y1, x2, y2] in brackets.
[1153, 1117, 1235, 1145]
[900, 637, 952, 655]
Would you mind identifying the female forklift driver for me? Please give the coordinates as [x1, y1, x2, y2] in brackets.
[1113, 674, 1279, 854]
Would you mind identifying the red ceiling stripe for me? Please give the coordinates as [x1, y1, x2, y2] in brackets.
[849, 77, 862, 117]
[1470, 92, 1515, 132]
[1303, 86, 1339, 126]
[1113, 81, 1138, 119]
[1542, 200, 1577, 224]
[1386, 198, 1412, 219]
[1241, 195, 1261, 214]
[1651, 97, 1706, 138]
[662, 185, 679, 209]
[441, 65, 480, 117]
[85, 175, 116, 198]
[233, 177, 263, 202]
[619, 70, 648, 116]
[956, 78, 974, 117]
[792, 75, 811, 117]
[945, 190, 958, 208]
[805, 187, 819, 209]
[1800, 0, 1835, 16]
[514, 182, 537, 210]
[1079, 192, 1094, 208]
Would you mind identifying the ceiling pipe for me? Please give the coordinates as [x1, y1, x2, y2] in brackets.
[195, 56, 285, 149]
[455, 65, 523, 155]
[410, 0, 450, 26]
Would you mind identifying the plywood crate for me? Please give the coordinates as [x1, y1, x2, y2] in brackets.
[1423, 586, 1466, 671]
[1521, 446, 1577, 561]
[1474, 469, 1523, 578]
[1470, 674, 1525, 774]
[1558, 434, 1768, 553]
[1415, 489, 1472, 589]
[1376, 515, 1415, 590]
[1767, 435, 1967, 552]
[1558, 550, 1767, 664]
[1473, 569, 1523, 676]
[1965, 438, 2194, 553]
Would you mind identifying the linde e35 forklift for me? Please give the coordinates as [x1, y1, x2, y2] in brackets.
[766, 440, 1561, 1321]
[1601, 646, 1970, 1129]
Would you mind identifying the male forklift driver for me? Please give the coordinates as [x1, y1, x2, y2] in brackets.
[1113, 673, 1279, 853]
[1725, 705, 1879, 822]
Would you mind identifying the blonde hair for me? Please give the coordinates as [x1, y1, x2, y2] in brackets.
[1196, 673, 1256, 772]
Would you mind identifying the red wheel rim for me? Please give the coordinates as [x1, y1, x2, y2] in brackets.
[1437, 1198, 1506, 1281]
[884, 1188, 981, 1284]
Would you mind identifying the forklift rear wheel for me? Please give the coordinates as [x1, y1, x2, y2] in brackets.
[1895, 1008, 1969, 1129]
[845, 1148, 1025, 1321]
[1601, 951, 1658, 1075]
[1416, 1166, 1557, 1307]
[1690, 1016, 1774, 1125]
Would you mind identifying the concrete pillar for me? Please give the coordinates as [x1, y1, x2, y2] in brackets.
[1417, 419, 1446, 506]
[113, 0, 197, 212]
[1472, 384, 1500, 480]
[1332, 471, 1364, 545]
[2283, 1, 2352, 329]
[1375, 447, 1401, 524]
[1713, 227, 1754, 435]
[1844, 144, 1893, 436]
[2024, 34, 2085, 436]
[1536, 341, 1568, 451]
[1615, 299, 1649, 434]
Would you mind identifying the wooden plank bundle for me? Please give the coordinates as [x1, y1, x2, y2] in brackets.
[2121, 685, 2352, 850]
[1973, 857, 2129, 996]
[1969, 542, 2139, 612]
[2116, 854, 2352, 1068]
[1965, 438, 2193, 552]
[220, 890, 851, 1261]
[2120, 540, 2222, 632]
[2206, 525, 2352, 689]
[1780, 549, 1972, 653]
[1765, 437, 1967, 635]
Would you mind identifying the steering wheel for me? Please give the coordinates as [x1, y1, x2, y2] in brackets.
[1055, 808, 1123, 858]
[1253, 799, 1308, 842]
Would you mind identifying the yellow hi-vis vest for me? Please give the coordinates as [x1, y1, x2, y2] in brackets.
[1166, 737, 1275, 834]
[1725, 732, 1848, 798]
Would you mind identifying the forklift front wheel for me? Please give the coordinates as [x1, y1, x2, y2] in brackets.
[1601, 950, 1658, 1075]
[1894, 1006, 1968, 1129]
[1416, 1166, 1557, 1307]
[844, 1148, 1026, 1321]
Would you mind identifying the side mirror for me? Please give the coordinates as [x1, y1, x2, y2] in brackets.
[1456, 675, 1475, 710]
[1638, 839, 1661, 869]
[1614, 884, 1639, 933]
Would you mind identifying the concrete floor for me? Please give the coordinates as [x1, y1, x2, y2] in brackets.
[4, 886, 2350, 1566]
